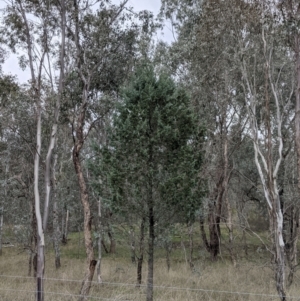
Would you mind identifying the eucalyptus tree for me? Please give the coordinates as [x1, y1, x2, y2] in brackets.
[160, 0, 251, 262]
[1, 0, 67, 299]
[0, 149, 39, 279]
[160, 1, 298, 298]
[235, 2, 295, 299]
[190, 0, 294, 297]
[191, 1, 239, 261]
[61, 1, 146, 298]
[0, 78, 39, 275]
[91, 64, 204, 301]
[277, 0, 300, 287]
[0, 75, 19, 256]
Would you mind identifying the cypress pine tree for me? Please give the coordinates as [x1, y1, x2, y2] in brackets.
[90, 64, 204, 301]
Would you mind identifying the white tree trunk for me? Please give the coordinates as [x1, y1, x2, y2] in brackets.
[34, 98, 45, 301]
[53, 152, 61, 269]
[240, 29, 286, 298]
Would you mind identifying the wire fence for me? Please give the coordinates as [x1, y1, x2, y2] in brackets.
[0, 274, 298, 301]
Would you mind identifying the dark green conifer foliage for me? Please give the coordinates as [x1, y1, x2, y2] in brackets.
[90, 64, 204, 301]
[91, 64, 204, 224]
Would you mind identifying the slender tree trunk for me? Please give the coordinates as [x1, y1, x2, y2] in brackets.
[208, 203, 219, 260]
[15, 1, 65, 298]
[73, 146, 96, 300]
[291, 31, 300, 288]
[62, 208, 69, 245]
[53, 205, 61, 269]
[62, 209, 69, 245]
[28, 250, 33, 277]
[18, 1, 46, 298]
[71, 90, 96, 299]
[225, 187, 236, 266]
[36, 242, 45, 301]
[72, 2, 97, 295]
[0, 207, 3, 256]
[79, 259, 97, 300]
[236, 189, 248, 257]
[286, 205, 299, 287]
[295, 21, 300, 209]
[188, 223, 194, 269]
[223, 127, 235, 266]
[53, 152, 61, 269]
[242, 228, 248, 257]
[147, 196, 154, 301]
[71, 1, 131, 298]
[225, 197, 236, 266]
[208, 186, 223, 261]
[0, 158, 7, 256]
[271, 205, 286, 301]
[35, 112, 45, 301]
[164, 238, 172, 272]
[165, 245, 171, 272]
[34, 101, 45, 301]
[137, 217, 145, 287]
[77, 225, 82, 259]
[43, 0, 65, 271]
[181, 232, 188, 267]
[279, 162, 298, 287]
[265, 37, 285, 300]
[107, 224, 116, 254]
[61, 207, 65, 244]
[96, 198, 102, 284]
[29, 197, 38, 277]
[241, 29, 287, 299]
[137, 253, 143, 287]
[102, 239, 109, 254]
[200, 214, 210, 252]
[129, 227, 136, 264]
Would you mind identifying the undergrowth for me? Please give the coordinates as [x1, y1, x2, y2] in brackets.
[0, 224, 298, 301]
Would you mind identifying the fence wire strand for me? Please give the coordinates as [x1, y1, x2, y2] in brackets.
[0, 274, 299, 300]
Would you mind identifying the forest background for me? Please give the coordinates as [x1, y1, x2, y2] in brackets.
[0, 0, 300, 301]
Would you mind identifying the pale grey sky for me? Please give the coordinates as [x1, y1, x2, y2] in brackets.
[1, 0, 174, 83]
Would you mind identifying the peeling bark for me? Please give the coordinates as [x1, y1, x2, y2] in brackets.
[240, 26, 287, 299]
[73, 142, 96, 299]
[79, 260, 97, 301]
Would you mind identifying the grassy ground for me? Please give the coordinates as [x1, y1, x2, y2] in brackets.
[0, 224, 299, 301]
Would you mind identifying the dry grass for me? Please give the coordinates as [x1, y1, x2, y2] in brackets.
[0, 230, 299, 301]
